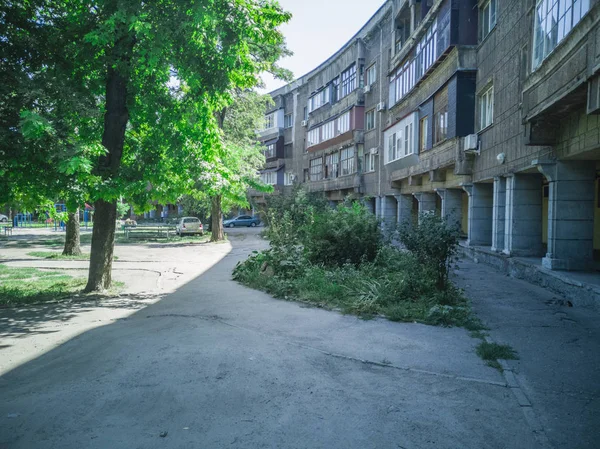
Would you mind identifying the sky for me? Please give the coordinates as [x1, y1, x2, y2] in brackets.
[260, 0, 386, 94]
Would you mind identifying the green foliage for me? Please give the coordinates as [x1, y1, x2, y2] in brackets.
[303, 202, 381, 267]
[397, 213, 461, 290]
[233, 189, 477, 327]
[116, 201, 130, 219]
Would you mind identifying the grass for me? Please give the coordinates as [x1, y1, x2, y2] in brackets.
[476, 341, 519, 370]
[26, 251, 119, 260]
[0, 263, 124, 306]
[0, 264, 86, 306]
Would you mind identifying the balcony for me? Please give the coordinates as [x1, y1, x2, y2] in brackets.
[306, 173, 360, 193]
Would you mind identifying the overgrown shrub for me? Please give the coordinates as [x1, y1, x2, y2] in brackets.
[397, 213, 460, 290]
[303, 202, 381, 267]
[232, 188, 476, 328]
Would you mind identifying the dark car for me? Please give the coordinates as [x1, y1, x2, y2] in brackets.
[223, 215, 261, 228]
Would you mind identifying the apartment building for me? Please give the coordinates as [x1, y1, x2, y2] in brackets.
[254, 0, 600, 273]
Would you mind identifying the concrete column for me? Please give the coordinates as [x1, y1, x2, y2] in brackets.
[435, 189, 462, 230]
[381, 195, 398, 231]
[491, 177, 506, 252]
[462, 183, 493, 247]
[413, 192, 437, 217]
[374, 196, 382, 220]
[537, 161, 595, 271]
[395, 194, 413, 226]
[503, 173, 543, 256]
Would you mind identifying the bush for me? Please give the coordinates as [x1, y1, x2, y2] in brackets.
[397, 213, 460, 290]
[303, 202, 382, 267]
[232, 188, 476, 327]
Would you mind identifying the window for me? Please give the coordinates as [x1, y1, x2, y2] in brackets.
[366, 64, 377, 86]
[419, 116, 429, 152]
[308, 86, 330, 113]
[325, 152, 339, 179]
[359, 64, 365, 88]
[434, 86, 449, 144]
[307, 128, 320, 147]
[366, 110, 376, 131]
[384, 112, 416, 164]
[389, 20, 437, 106]
[337, 111, 350, 134]
[322, 120, 335, 141]
[284, 113, 293, 128]
[364, 151, 375, 173]
[309, 157, 323, 181]
[480, 85, 494, 129]
[284, 172, 295, 186]
[264, 113, 274, 129]
[331, 77, 340, 103]
[404, 124, 413, 156]
[260, 171, 276, 185]
[264, 143, 275, 159]
[341, 64, 357, 98]
[387, 133, 397, 162]
[480, 0, 497, 40]
[340, 147, 355, 176]
[533, 0, 590, 69]
[304, 107, 308, 120]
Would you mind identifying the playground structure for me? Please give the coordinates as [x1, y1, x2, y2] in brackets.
[9, 203, 94, 230]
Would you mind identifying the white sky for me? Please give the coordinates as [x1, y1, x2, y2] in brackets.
[260, 0, 386, 94]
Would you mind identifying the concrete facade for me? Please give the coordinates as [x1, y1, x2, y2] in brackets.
[253, 0, 600, 272]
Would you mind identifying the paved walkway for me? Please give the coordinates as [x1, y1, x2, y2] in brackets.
[0, 230, 598, 448]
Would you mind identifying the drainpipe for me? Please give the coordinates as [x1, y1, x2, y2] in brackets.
[378, 21, 383, 202]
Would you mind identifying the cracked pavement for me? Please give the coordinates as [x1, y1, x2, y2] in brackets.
[0, 228, 598, 448]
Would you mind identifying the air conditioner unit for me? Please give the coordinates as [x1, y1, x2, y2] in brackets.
[301, 120, 308, 127]
[376, 102, 386, 112]
[364, 84, 371, 94]
[369, 147, 378, 155]
[463, 134, 480, 155]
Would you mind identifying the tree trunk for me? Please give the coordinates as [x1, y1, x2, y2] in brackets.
[211, 195, 224, 242]
[63, 209, 82, 256]
[85, 200, 117, 292]
[85, 40, 132, 292]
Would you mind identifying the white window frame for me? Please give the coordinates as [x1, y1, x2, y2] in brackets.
[307, 128, 320, 147]
[325, 152, 340, 179]
[261, 171, 277, 185]
[322, 120, 335, 141]
[479, 85, 494, 130]
[384, 113, 417, 164]
[366, 109, 376, 131]
[337, 111, 350, 134]
[533, 0, 590, 70]
[284, 172, 294, 186]
[284, 113, 293, 128]
[264, 113, 275, 129]
[366, 64, 377, 86]
[480, 0, 497, 41]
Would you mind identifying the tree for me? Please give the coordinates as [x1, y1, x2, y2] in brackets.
[1, 0, 291, 291]
[207, 90, 277, 242]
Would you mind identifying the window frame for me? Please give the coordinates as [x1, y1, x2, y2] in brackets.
[433, 86, 449, 145]
[284, 172, 294, 186]
[480, 0, 497, 41]
[264, 143, 276, 159]
[260, 171, 277, 185]
[366, 109, 376, 131]
[479, 85, 494, 130]
[363, 151, 375, 173]
[419, 116, 429, 152]
[284, 113, 293, 128]
[341, 64, 357, 98]
[325, 151, 340, 179]
[532, 0, 590, 69]
[264, 113, 275, 129]
[309, 157, 323, 181]
[340, 147, 355, 176]
[366, 64, 377, 86]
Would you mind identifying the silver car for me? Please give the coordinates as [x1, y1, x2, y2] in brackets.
[0, 214, 8, 223]
[176, 217, 203, 236]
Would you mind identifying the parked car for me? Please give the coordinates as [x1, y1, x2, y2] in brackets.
[176, 217, 204, 236]
[223, 215, 261, 228]
[0, 214, 7, 223]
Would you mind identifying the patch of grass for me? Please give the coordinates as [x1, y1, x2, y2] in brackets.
[0, 264, 87, 306]
[26, 251, 119, 261]
[476, 341, 519, 366]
